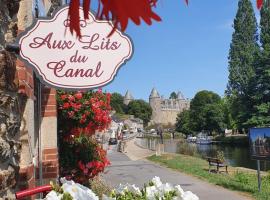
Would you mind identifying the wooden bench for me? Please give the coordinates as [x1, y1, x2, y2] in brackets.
[207, 157, 228, 173]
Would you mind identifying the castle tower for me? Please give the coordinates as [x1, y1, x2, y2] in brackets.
[123, 90, 134, 105]
[149, 88, 161, 124]
[176, 91, 185, 99]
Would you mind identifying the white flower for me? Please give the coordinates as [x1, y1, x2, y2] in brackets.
[116, 183, 128, 194]
[146, 185, 159, 200]
[157, 182, 173, 197]
[175, 185, 184, 196]
[181, 191, 199, 200]
[102, 194, 116, 200]
[45, 177, 199, 200]
[161, 183, 173, 193]
[60, 178, 98, 200]
[152, 176, 163, 188]
[44, 191, 62, 200]
[129, 184, 141, 195]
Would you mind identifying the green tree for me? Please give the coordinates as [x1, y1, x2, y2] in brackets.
[110, 92, 125, 113]
[169, 92, 177, 99]
[248, 1, 270, 127]
[127, 100, 152, 125]
[222, 97, 236, 130]
[226, 0, 259, 130]
[175, 110, 192, 135]
[189, 90, 224, 134]
[202, 103, 225, 134]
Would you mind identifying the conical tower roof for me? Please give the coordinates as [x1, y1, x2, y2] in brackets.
[124, 90, 134, 100]
[177, 91, 185, 99]
[150, 88, 160, 98]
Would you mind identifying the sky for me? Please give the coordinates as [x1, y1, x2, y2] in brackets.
[101, 0, 260, 101]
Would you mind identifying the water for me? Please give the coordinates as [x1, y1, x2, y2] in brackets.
[136, 138, 270, 171]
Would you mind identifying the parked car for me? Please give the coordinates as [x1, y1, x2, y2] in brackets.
[137, 128, 144, 133]
[108, 138, 118, 145]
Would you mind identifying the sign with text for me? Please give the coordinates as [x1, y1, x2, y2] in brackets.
[19, 6, 133, 89]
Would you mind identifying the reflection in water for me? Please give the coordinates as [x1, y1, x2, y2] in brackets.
[136, 138, 270, 171]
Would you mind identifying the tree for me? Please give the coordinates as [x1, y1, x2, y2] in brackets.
[127, 100, 152, 125]
[175, 110, 192, 135]
[222, 97, 236, 130]
[248, 1, 270, 127]
[110, 92, 125, 113]
[226, 0, 259, 130]
[169, 92, 177, 99]
[202, 103, 225, 134]
[189, 90, 224, 134]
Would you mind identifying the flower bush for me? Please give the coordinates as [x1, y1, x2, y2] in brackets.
[45, 177, 199, 200]
[57, 90, 111, 184]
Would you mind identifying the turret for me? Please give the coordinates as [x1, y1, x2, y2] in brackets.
[176, 91, 185, 100]
[149, 88, 161, 124]
[123, 90, 134, 105]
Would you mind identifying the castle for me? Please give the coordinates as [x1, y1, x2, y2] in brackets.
[123, 88, 190, 125]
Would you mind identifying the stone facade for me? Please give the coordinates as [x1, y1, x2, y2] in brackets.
[149, 88, 190, 125]
[0, 0, 61, 198]
[0, 1, 23, 198]
[123, 88, 190, 126]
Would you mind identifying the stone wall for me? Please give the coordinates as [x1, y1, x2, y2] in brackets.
[0, 0, 60, 198]
[149, 96, 190, 126]
[0, 1, 21, 198]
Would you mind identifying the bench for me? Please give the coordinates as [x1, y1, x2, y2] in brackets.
[207, 157, 228, 173]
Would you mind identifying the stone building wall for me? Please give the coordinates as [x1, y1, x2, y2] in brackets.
[149, 89, 190, 126]
[0, 0, 61, 198]
[0, 0, 23, 198]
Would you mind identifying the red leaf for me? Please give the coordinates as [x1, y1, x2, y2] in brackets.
[257, 0, 263, 9]
[99, 0, 161, 36]
[68, 0, 81, 38]
[83, 0, 91, 19]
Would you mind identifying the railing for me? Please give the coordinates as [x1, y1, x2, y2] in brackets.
[15, 185, 52, 199]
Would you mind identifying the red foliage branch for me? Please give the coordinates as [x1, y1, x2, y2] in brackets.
[68, 0, 263, 38]
[68, 0, 188, 38]
[257, 0, 263, 9]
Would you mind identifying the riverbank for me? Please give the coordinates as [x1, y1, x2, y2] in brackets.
[148, 153, 270, 200]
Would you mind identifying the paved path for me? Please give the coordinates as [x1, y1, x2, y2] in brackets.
[102, 140, 252, 200]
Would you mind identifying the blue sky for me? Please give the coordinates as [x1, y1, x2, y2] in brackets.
[102, 0, 260, 101]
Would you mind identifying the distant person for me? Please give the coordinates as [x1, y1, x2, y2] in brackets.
[172, 131, 175, 139]
[157, 125, 164, 144]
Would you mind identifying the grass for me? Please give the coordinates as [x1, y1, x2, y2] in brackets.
[148, 154, 270, 200]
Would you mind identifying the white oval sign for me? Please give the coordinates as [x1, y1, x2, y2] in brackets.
[19, 6, 133, 89]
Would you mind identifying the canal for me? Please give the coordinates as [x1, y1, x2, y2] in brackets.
[136, 138, 270, 171]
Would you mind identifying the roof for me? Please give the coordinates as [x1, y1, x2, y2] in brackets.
[177, 91, 185, 99]
[150, 88, 160, 98]
[124, 90, 134, 100]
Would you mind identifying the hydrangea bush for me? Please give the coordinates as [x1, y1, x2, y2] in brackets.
[45, 177, 199, 200]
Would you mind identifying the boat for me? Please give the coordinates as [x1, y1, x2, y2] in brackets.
[196, 133, 212, 145]
[187, 135, 197, 143]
